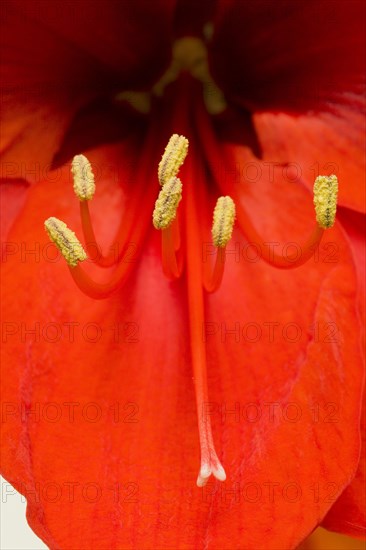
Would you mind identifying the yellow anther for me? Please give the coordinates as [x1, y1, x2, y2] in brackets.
[313, 175, 338, 229]
[44, 217, 87, 267]
[71, 154, 95, 201]
[212, 196, 236, 247]
[158, 134, 189, 186]
[153, 177, 183, 229]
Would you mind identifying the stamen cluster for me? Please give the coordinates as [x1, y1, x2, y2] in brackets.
[42, 135, 339, 490]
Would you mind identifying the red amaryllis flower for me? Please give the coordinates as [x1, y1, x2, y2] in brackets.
[1, 1, 365, 549]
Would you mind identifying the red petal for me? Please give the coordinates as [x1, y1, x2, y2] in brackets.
[0, 0, 175, 182]
[0, 1, 98, 182]
[211, 0, 365, 112]
[321, 210, 365, 539]
[0, 180, 29, 241]
[253, 110, 366, 214]
[210, 0, 366, 213]
[4, 0, 175, 86]
[1, 134, 363, 549]
[201, 140, 364, 545]
[321, 397, 365, 539]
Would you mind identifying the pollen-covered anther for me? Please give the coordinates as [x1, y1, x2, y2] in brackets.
[313, 175, 338, 229]
[158, 134, 189, 186]
[44, 217, 87, 267]
[71, 154, 96, 201]
[153, 177, 182, 229]
[212, 195, 236, 247]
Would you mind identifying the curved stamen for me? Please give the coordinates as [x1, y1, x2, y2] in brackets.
[46, 124, 160, 298]
[44, 216, 132, 299]
[78, 200, 116, 267]
[195, 102, 333, 269]
[234, 209, 325, 269]
[67, 183, 155, 298]
[204, 196, 236, 293]
[203, 247, 226, 294]
[71, 154, 134, 269]
[67, 261, 132, 300]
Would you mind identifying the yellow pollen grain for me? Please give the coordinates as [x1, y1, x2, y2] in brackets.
[44, 217, 87, 267]
[153, 177, 182, 229]
[212, 196, 236, 247]
[313, 175, 338, 229]
[71, 154, 95, 201]
[158, 134, 189, 186]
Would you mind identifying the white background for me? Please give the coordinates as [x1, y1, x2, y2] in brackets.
[0, 476, 48, 550]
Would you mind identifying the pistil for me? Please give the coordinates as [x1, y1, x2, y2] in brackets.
[184, 154, 227, 487]
[153, 134, 233, 484]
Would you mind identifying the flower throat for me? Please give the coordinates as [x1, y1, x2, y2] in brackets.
[44, 46, 338, 486]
